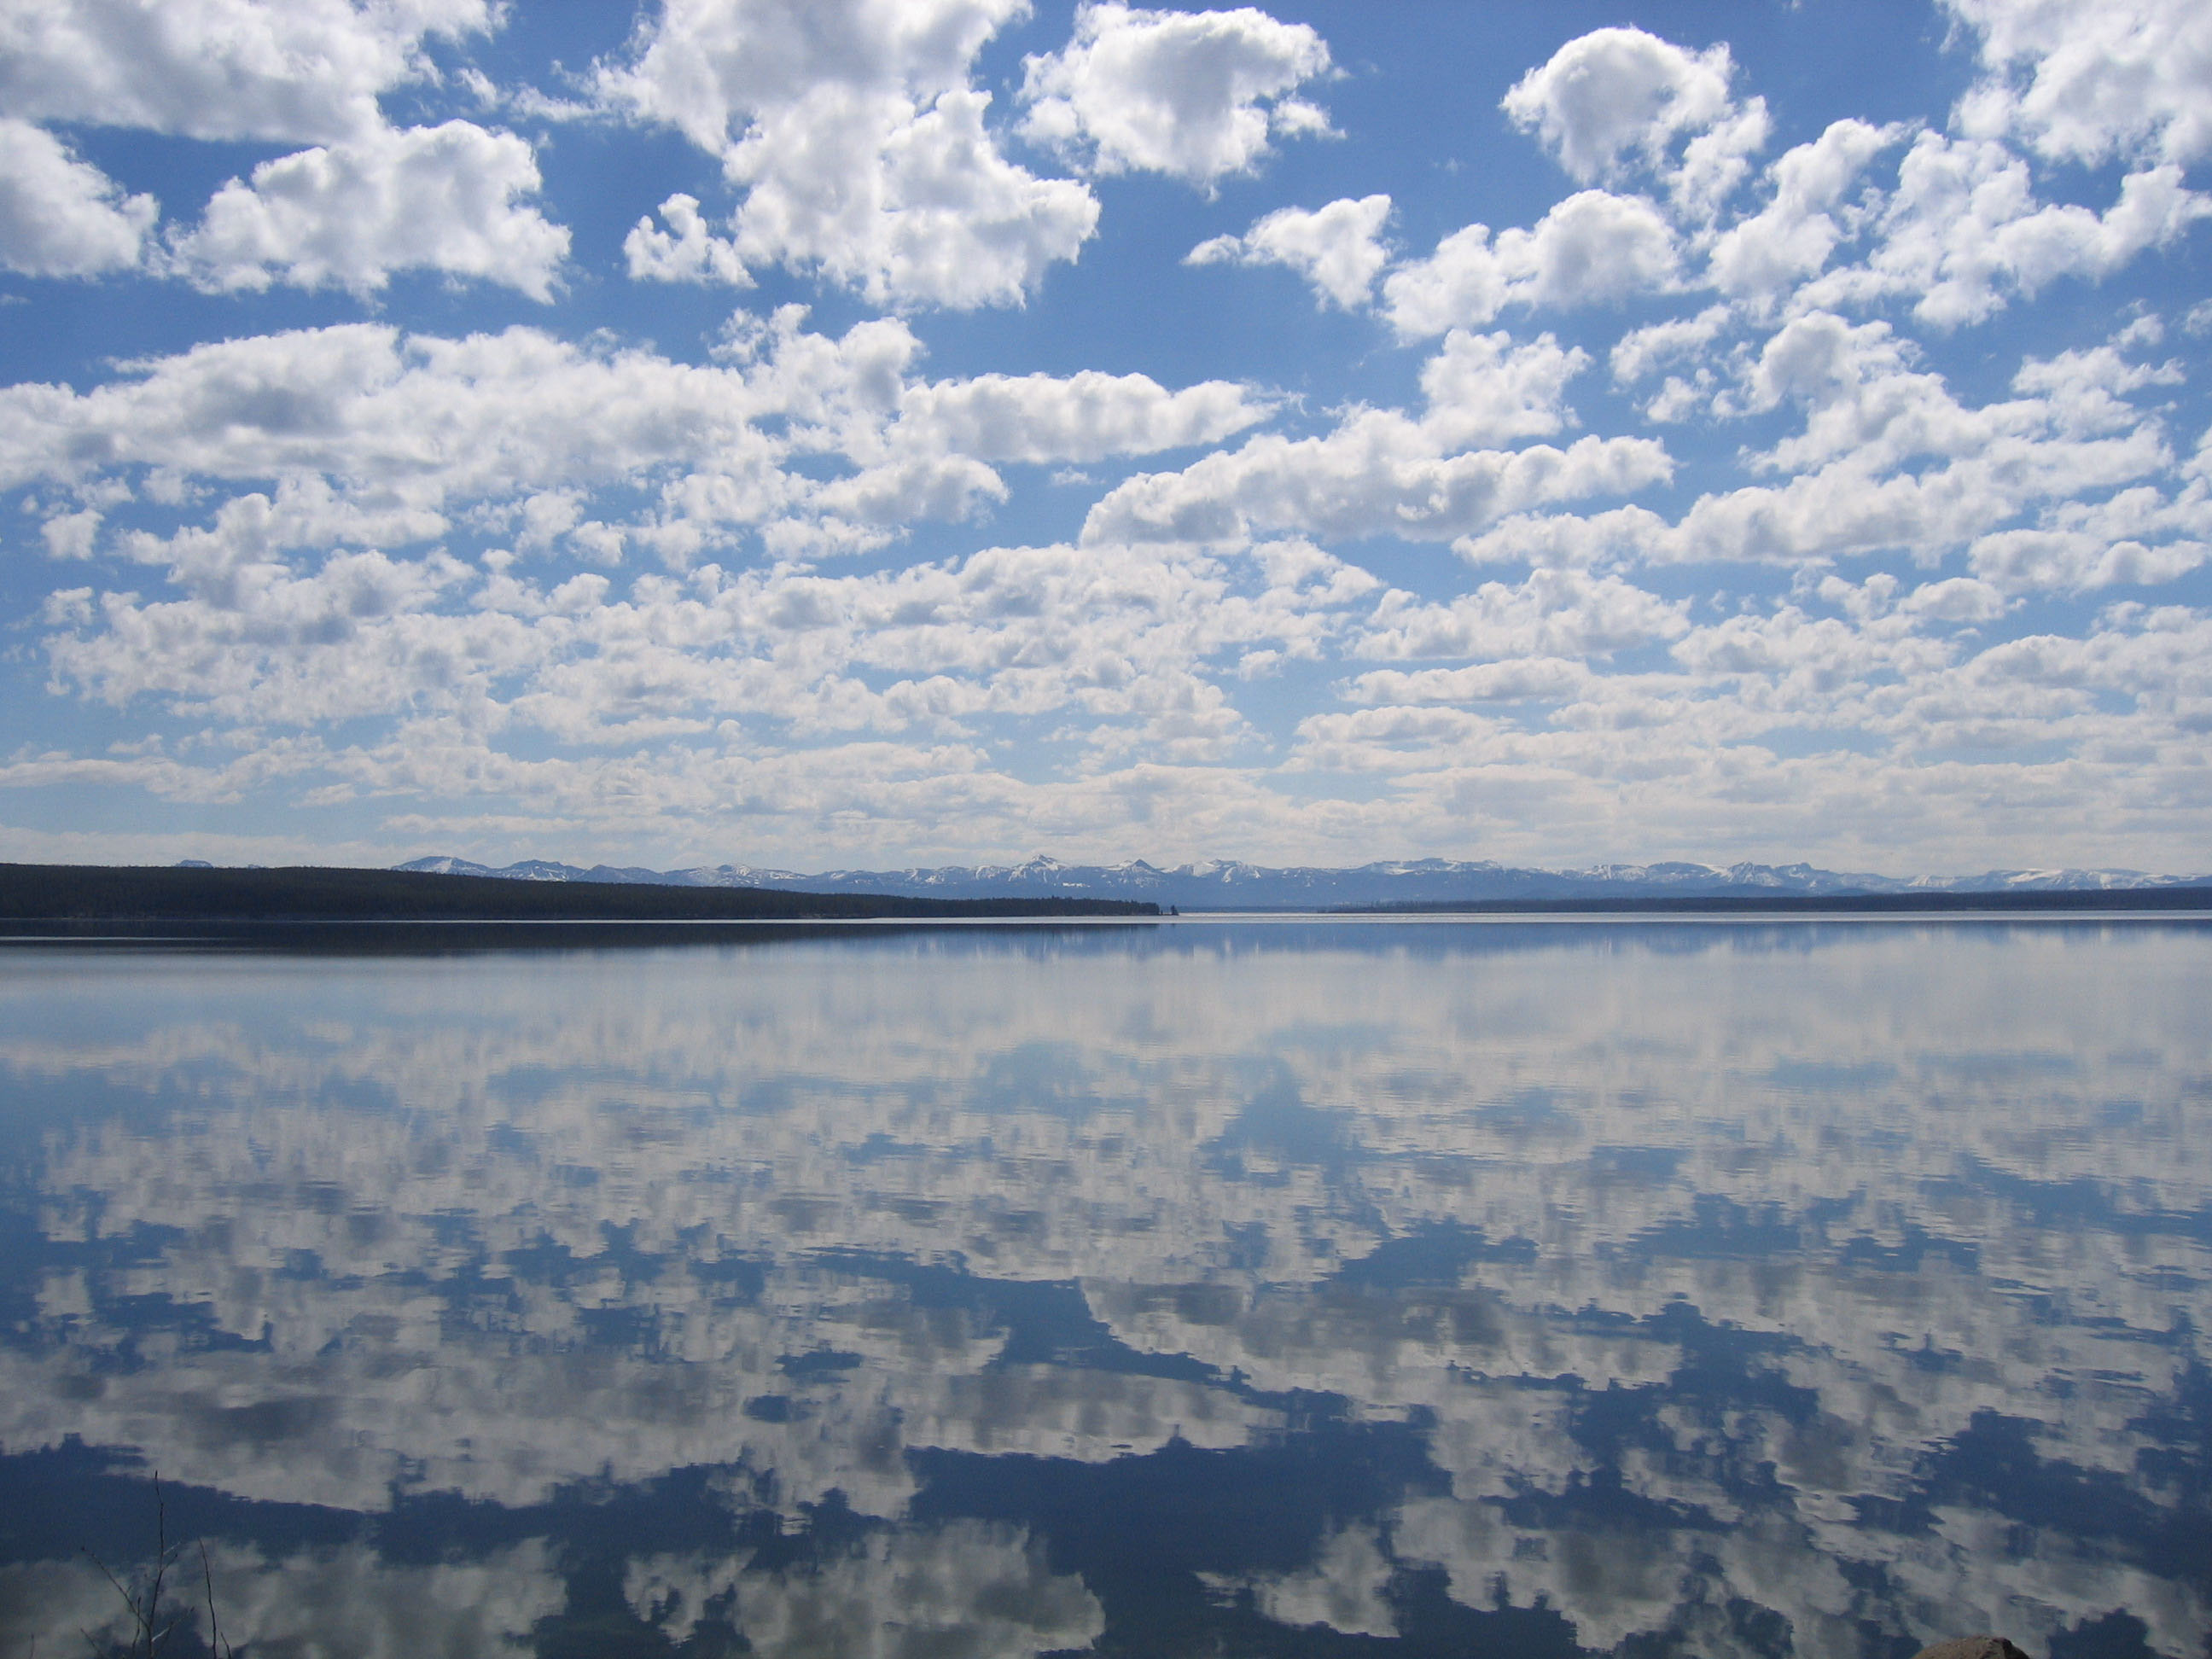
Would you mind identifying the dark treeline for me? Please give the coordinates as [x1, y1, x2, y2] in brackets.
[0, 864, 1160, 922]
[1346, 887, 2212, 915]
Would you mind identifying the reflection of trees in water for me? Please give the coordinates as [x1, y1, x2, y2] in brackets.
[0, 928, 2208, 1655]
[0, 1540, 566, 1659]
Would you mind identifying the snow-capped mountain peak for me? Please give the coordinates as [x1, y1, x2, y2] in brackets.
[393, 854, 2208, 908]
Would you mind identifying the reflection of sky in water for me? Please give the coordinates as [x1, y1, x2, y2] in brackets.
[2, 921, 2209, 1658]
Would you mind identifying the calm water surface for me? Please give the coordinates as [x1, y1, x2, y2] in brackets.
[2, 919, 2209, 1658]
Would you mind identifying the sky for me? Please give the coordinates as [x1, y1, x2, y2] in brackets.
[0, 0, 2208, 877]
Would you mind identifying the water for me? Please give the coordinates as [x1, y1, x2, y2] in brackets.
[2, 918, 2208, 1659]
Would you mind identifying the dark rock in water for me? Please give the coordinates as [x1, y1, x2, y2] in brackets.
[1912, 1640, 2033, 1659]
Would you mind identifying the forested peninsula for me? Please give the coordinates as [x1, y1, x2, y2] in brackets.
[0, 864, 1160, 923]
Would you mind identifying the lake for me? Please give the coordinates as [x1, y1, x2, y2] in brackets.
[2, 918, 2208, 1658]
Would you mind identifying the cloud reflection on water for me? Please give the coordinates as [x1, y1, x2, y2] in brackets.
[0, 922, 2207, 1656]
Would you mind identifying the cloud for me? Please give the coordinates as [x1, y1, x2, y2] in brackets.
[40, 527, 1377, 754]
[0, 322, 748, 505]
[0, 0, 494, 143]
[725, 83, 1098, 310]
[1185, 193, 1390, 309]
[1969, 482, 2211, 593]
[624, 192, 751, 286]
[0, 312, 1271, 573]
[1084, 429, 1668, 551]
[1019, 1, 1332, 184]
[1705, 118, 1898, 300]
[1082, 416, 1666, 550]
[1381, 189, 1679, 337]
[1739, 308, 1911, 417]
[1451, 505, 1675, 571]
[12, 311, 1313, 743]
[0, 116, 155, 276]
[598, 0, 1097, 309]
[1670, 602, 1945, 694]
[894, 370, 1268, 463]
[1610, 305, 1732, 386]
[166, 119, 569, 299]
[1802, 134, 2209, 328]
[1666, 102, 1773, 226]
[7, 4, 2212, 875]
[49, 545, 495, 725]
[1341, 657, 1592, 707]
[0, 311, 1615, 587]
[1452, 313, 2197, 583]
[1501, 26, 1765, 220]
[1071, 332, 1641, 554]
[636, 1525, 1103, 1659]
[1351, 568, 1691, 662]
[1207, 1526, 1396, 1640]
[0, 3, 578, 299]
[594, 0, 1022, 154]
[1444, 24, 2198, 339]
[1895, 574, 2011, 623]
[1417, 329, 1589, 452]
[1947, 0, 2212, 166]
[115, 477, 447, 576]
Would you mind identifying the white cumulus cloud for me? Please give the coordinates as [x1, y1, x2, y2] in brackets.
[1610, 305, 1732, 386]
[1081, 410, 1666, 550]
[167, 119, 569, 299]
[6, 3, 2212, 874]
[597, 0, 1097, 309]
[1503, 28, 1749, 184]
[895, 370, 1267, 463]
[1805, 133, 2210, 327]
[0, 311, 1277, 576]
[1186, 194, 1390, 309]
[1706, 118, 1899, 301]
[0, 1, 575, 299]
[595, 0, 1022, 153]
[0, 116, 154, 276]
[1947, 0, 2212, 166]
[1075, 328, 1650, 551]
[1417, 329, 1589, 451]
[624, 192, 750, 286]
[1470, 312, 2197, 581]
[725, 82, 1097, 310]
[1382, 189, 1678, 337]
[0, 0, 495, 143]
[1351, 568, 1690, 662]
[1020, 1, 1332, 184]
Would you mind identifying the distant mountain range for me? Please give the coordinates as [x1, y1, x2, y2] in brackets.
[394, 854, 2211, 911]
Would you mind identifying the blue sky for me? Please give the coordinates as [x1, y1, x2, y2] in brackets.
[1, 0, 2208, 876]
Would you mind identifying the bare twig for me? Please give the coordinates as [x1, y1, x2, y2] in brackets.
[78, 1471, 203, 1659]
[198, 1541, 230, 1659]
[143, 1475, 167, 1659]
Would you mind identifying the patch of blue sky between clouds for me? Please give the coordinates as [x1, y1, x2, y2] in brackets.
[0, 0, 2207, 877]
